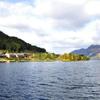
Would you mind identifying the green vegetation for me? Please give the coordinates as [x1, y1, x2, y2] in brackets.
[58, 53, 89, 61]
[0, 31, 46, 53]
[31, 53, 59, 61]
[0, 53, 89, 62]
[30, 53, 89, 62]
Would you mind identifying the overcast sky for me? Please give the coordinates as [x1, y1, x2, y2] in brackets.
[0, 0, 99, 53]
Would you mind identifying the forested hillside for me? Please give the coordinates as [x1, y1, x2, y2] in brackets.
[0, 31, 46, 53]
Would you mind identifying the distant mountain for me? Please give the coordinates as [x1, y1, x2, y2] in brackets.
[71, 45, 100, 57]
[0, 31, 46, 53]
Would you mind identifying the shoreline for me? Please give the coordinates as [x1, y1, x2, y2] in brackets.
[0, 52, 90, 63]
[0, 58, 90, 63]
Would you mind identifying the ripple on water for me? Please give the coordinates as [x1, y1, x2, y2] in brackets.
[0, 61, 100, 100]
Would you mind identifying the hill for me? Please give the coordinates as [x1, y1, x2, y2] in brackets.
[0, 31, 46, 53]
[71, 45, 100, 57]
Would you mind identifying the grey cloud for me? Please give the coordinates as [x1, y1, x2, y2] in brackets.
[15, 25, 48, 37]
[32, 29, 49, 37]
[44, 39, 90, 52]
[52, 42, 90, 53]
[4, 24, 34, 32]
[2, 24, 48, 37]
[49, 2, 98, 30]
[54, 41, 89, 49]
[92, 25, 100, 43]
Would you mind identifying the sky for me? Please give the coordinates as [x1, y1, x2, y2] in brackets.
[0, 0, 99, 54]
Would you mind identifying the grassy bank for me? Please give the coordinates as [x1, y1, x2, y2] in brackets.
[0, 53, 90, 63]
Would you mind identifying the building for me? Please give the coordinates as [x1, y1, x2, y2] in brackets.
[0, 54, 6, 58]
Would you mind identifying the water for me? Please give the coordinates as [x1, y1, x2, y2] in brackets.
[0, 60, 100, 100]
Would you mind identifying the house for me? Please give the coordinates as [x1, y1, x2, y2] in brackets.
[0, 53, 32, 59]
[5, 53, 10, 58]
[16, 53, 25, 58]
[0, 54, 6, 58]
[5, 53, 23, 58]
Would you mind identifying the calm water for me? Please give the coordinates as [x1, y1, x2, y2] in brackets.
[0, 61, 100, 100]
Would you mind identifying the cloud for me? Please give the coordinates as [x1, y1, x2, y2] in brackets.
[0, 0, 99, 53]
[85, 0, 100, 17]
[1, 0, 33, 4]
[50, 0, 99, 30]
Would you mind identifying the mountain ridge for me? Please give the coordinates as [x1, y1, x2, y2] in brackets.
[71, 45, 100, 57]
